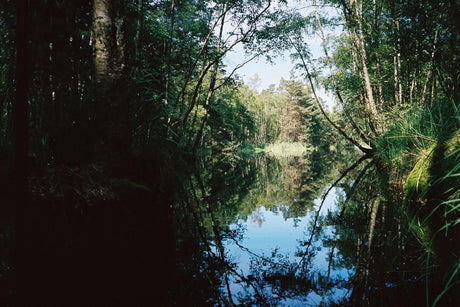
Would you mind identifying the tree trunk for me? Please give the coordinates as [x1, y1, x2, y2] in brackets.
[372, 0, 384, 107]
[392, 5, 402, 105]
[15, 0, 31, 301]
[164, 0, 175, 107]
[314, 0, 373, 144]
[367, 198, 380, 255]
[353, 0, 380, 125]
[133, 0, 143, 77]
[193, 3, 227, 150]
[349, 29, 369, 116]
[421, 30, 439, 106]
[92, 0, 129, 159]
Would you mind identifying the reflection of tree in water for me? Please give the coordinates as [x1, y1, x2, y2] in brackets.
[170, 149, 458, 305]
[175, 151, 345, 303]
[170, 153, 261, 304]
[170, 150, 382, 305]
[250, 207, 265, 227]
[226, 152, 429, 306]
[239, 150, 340, 221]
[316, 158, 441, 306]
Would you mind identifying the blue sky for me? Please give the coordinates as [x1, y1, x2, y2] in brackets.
[222, 2, 340, 108]
[223, 37, 336, 109]
[223, 37, 324, 90]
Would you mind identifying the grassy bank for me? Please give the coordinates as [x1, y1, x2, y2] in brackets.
[376, 102, 460, 306]
[237, 142, 313, 158]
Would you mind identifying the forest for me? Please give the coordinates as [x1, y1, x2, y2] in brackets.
[1, 0, 459, 305]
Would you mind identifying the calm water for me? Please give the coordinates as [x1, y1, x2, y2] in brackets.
[223, 188, 352, 306]
[171, 152, 430, 306]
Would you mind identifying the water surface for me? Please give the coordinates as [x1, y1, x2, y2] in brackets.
[171, 152, 429, 306]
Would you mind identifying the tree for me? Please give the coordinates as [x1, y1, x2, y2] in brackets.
[92, 0, 130, 159]
[277, 79, 312, 144]
[14, 1, 30, 300]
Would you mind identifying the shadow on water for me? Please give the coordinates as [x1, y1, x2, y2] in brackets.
[169, 148, 456, 306]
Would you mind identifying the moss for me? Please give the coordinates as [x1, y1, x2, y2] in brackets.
[404, 143, 436, 201]
[446, 131, 460, 155]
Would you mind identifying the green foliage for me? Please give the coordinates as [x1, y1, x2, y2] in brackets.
[206, 82, 256, 150]
[239, 77, 333, 151]
[1, 0, 459, 303]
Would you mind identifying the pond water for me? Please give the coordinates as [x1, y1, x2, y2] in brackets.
[223, 188, 352, 306]
[171, 151, 431, 306]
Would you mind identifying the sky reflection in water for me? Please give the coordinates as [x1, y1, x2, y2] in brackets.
[223, 187, 352, 306]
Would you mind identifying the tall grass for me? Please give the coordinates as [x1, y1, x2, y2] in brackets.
[376, 106, 437, 174]
[376, 98, 459, 305]
[427, 131, 460, 306]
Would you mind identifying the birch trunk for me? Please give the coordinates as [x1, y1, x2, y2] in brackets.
[133, 0, 142, 77]
[392, 5, 402, 105]
[421, 30, 439, 106]
[92, 0, 129, 157]
[352, 0, 380, 125]
[313, 0, 372, 146]
[367, 198, 380, 254]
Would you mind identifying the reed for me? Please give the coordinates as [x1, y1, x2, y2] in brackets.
[376, 98, 459, 305]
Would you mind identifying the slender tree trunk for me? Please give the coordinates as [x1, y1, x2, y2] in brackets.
[193, 3, 227, 150]
[421, 30, 439, 106]
[193, 172, 236, 306]
[393, 53, 399, 104]
[372, 0, 384, 107]
[409, 71, 416, 104]
[186, 104, 199, 147]
[192, 61, 220, 148]
[349, 29, 368, 115]
[430, 77, 436, 108]
[367, 198, 380, 255]
[314, 0, 373, 143]
[353, 0, 380, 124]
[375, 58, 384, 107]
[392, 2, 402, 105]
[290, 35, 372, 154]
[134, 0, 143, 77]
[15, 0, 31, 301]
[165, 0, 175, 107]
